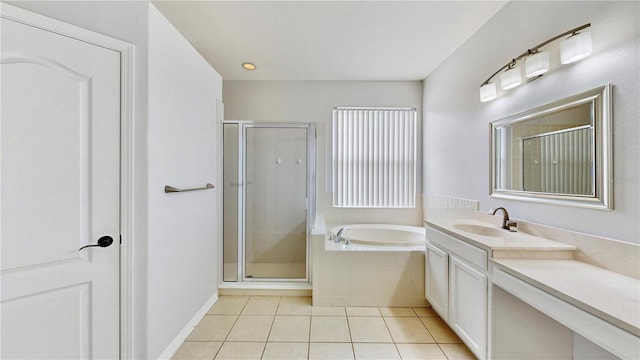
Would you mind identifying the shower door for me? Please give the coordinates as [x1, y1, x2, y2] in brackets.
[223, 122, 313, 282]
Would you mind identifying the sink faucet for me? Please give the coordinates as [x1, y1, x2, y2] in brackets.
[334, 226, 351, 243]
[491, 207, 517, 231]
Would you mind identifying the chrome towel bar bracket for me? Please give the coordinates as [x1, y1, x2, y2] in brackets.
[164, 183, 215, 193]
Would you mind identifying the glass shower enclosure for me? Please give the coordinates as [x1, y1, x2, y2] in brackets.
[223, 122, 314, 282]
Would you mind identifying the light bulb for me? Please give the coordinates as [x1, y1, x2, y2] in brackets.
[242, 62, 257, 70]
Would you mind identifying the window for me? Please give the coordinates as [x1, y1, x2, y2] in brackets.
[332, 107, 416, 208]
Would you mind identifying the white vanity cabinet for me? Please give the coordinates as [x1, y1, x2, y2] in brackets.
[423, 212, 638, 360]
[425, 226, 489, 360]
[425, 242, 449, 319]
[449, 255, 488, 358]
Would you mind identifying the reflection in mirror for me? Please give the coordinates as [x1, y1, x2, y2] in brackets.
[491, 84, 612, 209]
[505, 103, 593, 195]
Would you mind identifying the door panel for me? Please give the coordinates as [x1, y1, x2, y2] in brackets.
[244, 126, 308, 280]
[223, 124, 240, 282]
[1, 14, 120, 359]
[2, 59, 91, 271]
[425, 242, 449, 320]
[2, 284, 91, 359]
[449, 256, 488, 360]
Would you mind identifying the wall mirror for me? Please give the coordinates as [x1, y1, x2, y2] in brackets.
[490, 84, 612, 209]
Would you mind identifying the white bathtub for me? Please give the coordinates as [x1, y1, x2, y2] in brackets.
[327, 224, 425, 251]
[313, 222, 428, 306]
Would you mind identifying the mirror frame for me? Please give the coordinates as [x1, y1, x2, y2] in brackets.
[490, 84, 612, 209]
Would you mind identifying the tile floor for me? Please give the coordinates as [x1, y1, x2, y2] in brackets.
[172, 296, 477, 360]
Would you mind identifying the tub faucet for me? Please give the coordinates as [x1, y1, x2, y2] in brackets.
[335, 226, 351, 243]
[491, 207, 517, 231]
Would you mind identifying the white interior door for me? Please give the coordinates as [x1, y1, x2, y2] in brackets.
[1, 13, 121, 359]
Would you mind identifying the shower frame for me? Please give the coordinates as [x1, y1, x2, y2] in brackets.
[223, 121, 316, 283]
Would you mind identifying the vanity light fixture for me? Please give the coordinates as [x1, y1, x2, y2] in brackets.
[242, 62, 256, 70]
[479, 23, 592, 102]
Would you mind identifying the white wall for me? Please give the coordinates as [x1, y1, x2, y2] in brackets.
[423, 1, 639, 243]
[224, 80, 424, 226]
[147, 4, 222, 358]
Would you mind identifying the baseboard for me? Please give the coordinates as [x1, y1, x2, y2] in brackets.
[158, 290, 219, 359]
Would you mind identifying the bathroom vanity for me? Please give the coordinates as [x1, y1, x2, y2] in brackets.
[424, 212, 640, 360]
[425, 224, 492, 359]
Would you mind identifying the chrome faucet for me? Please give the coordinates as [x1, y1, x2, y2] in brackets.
[491, 207, 517, 231]
[334, 226, 351, 243]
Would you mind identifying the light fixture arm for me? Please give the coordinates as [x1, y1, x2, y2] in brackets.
[480, 23, 591, 86]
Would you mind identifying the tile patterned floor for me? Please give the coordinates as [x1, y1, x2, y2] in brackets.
[172, 296, 477, 360]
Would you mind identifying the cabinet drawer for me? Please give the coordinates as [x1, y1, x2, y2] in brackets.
[426, 226, 488, 270]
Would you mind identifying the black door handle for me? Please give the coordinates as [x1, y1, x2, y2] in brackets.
[79, 235, 114, 251]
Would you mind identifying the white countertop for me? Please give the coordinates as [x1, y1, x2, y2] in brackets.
[426, 214, 638, 338]
[493, 258, 640, 337]
[426, 218, 576, 253]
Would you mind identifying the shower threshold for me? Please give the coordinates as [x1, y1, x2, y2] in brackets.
[218, 282, 312, 297]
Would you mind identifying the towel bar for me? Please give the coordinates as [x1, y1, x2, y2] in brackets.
[164, 183, 215, 193]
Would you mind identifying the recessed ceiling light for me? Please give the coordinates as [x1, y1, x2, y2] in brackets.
[242, 62, 256, 70]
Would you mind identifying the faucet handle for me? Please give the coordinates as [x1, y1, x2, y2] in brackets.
[506, 221, 518, 232]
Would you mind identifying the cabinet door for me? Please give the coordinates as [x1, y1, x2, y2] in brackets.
[425, 242, 449, 320]
[449, 255, 488, 360]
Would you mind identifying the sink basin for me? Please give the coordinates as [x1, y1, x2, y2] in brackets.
[453, 224, 505, 237]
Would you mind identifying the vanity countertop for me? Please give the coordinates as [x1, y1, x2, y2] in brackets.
[425, 218, 576, 254]
[426, 214, 639, 338]
[492, 258, 640, 337]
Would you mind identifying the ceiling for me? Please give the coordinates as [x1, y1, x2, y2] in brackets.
[153, 1, 508, 81]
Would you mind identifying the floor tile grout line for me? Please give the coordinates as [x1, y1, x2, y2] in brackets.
[437, 343, 453, 360]
[417, 316, 439, 343]
[259, 314, 277, 360]
[347, 318, 356, 360]
[307, 313, 312, 360]
[392, 341, 402, 360]
[212, 342, 221, 360]
[222, 296, 265, 359]
[380, 314, 398, 344]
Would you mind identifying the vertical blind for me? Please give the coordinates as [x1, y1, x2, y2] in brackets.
[539, 126, 593, 195]
[332, 107, 416, 208]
